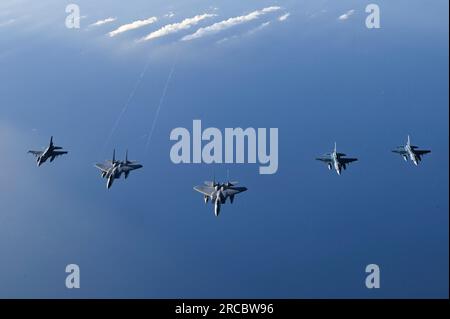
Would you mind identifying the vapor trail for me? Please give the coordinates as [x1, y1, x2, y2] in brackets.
[101, 57, 152, 156]
[144, 53, 179, 153]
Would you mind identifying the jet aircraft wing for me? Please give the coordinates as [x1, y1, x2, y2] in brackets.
[223, 187, 248, 196]
[315, 156, 332, 163]
[95, 162, 113, 173]
[392, 148, 407, 155]
[52, 151, 68, 157]
[120, 165, 135, 173]
[340, 158, 358, 164]
[415, 150, 431, 155]
[194, 185, 215, 197]
[28, 150, 43, 157]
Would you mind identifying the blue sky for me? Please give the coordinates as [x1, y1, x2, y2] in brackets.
[0, 0, 448, 298]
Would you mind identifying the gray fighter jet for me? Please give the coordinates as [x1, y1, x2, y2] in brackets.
[28, 136, 68, 167]
[95, 149, 143, 189]
[392, 135, 431, 166]
[194, 177, 248, 217]
[316, 142, 358, 175]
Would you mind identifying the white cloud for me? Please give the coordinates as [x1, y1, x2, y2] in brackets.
[164, 12, 175, 18]
[140, 13, 216, 42]
[89, 17, 116, 27]
[278, 13, 290, 21]
[338, 9, 355, 21]
[109, 16, 158, 37]
[181, 6, 281, 41]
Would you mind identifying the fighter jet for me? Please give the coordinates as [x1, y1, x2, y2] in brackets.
[392, 135, 431, 166]
[95, 149, 143, 189]
[28, 136, 68, 167]
[316, 142, 358, 175]
[194, 177, 247, 217]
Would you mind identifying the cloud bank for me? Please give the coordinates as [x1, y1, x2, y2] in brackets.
[109, 16, 158, 37]
[181, 6, 281, 41]
[140, 13, 216, 42]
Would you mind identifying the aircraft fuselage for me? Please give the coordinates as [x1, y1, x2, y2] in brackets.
[405, 145, 419, 165]
[332, 152, 341, 175]
[37, 146, 54, 166]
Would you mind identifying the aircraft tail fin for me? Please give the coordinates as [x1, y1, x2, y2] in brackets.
[112, 149, 116, 163]
[50, 136, 54, 147]
[334, 142, 337, 153]
[407, 135, 411, 146]
[126, 149, 128, 163]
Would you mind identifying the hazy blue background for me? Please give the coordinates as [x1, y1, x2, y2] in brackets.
[0, 0, 448, 298]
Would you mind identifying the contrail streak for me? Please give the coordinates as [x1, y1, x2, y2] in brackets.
[144, 53, 179, 153]
[101, 57, 152, 156]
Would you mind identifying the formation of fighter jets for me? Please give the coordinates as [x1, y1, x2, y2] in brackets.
[315, 136, 431, 175]
[27, 137, 143, 189]
[28, 135, 431, 217]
